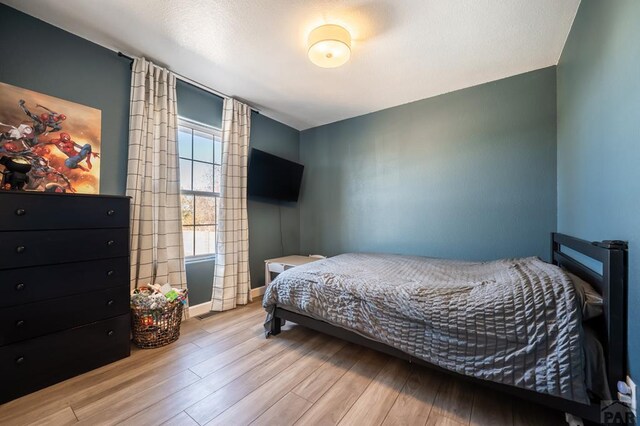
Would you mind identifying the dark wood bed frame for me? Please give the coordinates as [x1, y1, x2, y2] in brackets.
[267, 233, 628, 423]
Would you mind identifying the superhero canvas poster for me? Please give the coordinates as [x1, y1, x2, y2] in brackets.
[0, 82, 101, 193]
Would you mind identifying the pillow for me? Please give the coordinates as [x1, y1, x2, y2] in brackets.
[567, 271, 604, 320]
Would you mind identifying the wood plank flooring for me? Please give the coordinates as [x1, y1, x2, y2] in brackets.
[0, 299, 565, 426]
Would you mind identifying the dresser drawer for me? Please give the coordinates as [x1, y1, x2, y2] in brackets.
[0, 192, 129, 231]
[0, 228, 128, 270]
[0, 314, 130, 404]
[0, 286, 129, 346]
[0, 257, 129, 307]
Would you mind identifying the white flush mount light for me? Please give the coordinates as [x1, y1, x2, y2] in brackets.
[307, 24, 351, 68]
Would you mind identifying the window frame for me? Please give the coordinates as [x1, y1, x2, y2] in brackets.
[178, 117, 222, 261]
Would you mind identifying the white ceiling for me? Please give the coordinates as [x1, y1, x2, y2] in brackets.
[5, 0, 580, 130]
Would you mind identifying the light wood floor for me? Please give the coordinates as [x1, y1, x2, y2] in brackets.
[0, 299, 565, 426]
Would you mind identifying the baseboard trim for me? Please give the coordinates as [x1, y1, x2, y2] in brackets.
[189, 286, 264, 317]
[189, 301, 212, 317]
[251, 285, 265, 298]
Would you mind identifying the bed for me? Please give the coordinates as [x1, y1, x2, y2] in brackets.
[263, 233, 627, 423]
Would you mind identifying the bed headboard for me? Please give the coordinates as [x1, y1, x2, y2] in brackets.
[551, 232, 628, 398]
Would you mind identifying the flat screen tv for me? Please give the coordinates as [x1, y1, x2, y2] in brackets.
[247, 148, 304, 202]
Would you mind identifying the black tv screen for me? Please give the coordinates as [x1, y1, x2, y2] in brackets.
[247, 149, 304, 202]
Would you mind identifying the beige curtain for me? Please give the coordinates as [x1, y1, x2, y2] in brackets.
[126, 58, 187, 302]
[211, 98, 251, 311]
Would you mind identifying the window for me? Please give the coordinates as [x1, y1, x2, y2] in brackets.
[178, 118, 222, 258]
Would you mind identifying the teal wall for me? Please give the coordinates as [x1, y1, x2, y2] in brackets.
[557, 0, 640, 390]
[0, 4, 300, 306]
[300, 67, 558, 262]
[176, 80, 223, 129]
[0, 4, 131, 196]
[184, 258, 215, 306]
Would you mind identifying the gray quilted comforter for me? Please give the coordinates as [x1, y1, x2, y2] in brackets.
[263, 253, 589, 403]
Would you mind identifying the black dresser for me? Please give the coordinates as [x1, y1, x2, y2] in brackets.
[0, 191, 131, 403]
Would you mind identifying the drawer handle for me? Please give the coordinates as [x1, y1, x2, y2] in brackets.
[15, 208, 26, 216]
[107, 270, 115, 277]
[16, 246, 26, 254]
[107, 209, 115, 216]
[15, 320, 25, 328]
[106, 240, 115, 246]
[15, 283, 25, 291]
[107, 330, 114, 337]
[107, 300, 115, 307]
[15, 356, 25, 365]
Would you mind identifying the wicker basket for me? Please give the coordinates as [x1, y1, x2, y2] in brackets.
[131, 302, 184, 349]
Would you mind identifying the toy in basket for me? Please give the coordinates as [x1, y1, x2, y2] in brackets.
[130, 284, 188, 349]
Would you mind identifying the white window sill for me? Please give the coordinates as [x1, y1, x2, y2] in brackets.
[185, 255, 216, 264]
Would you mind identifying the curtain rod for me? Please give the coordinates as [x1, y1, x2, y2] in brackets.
[117, 52, 260, 113]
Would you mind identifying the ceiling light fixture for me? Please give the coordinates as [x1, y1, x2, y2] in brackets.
[307, 24, 351, 68]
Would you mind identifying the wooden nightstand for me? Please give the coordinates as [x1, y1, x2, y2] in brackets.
[264, 255, 324, 287]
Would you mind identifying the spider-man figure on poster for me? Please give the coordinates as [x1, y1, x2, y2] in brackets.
[18, 99, 66, 144]
[40, 132, 99, 172]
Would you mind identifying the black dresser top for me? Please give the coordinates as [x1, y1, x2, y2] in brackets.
[0, 191, 130, 200]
